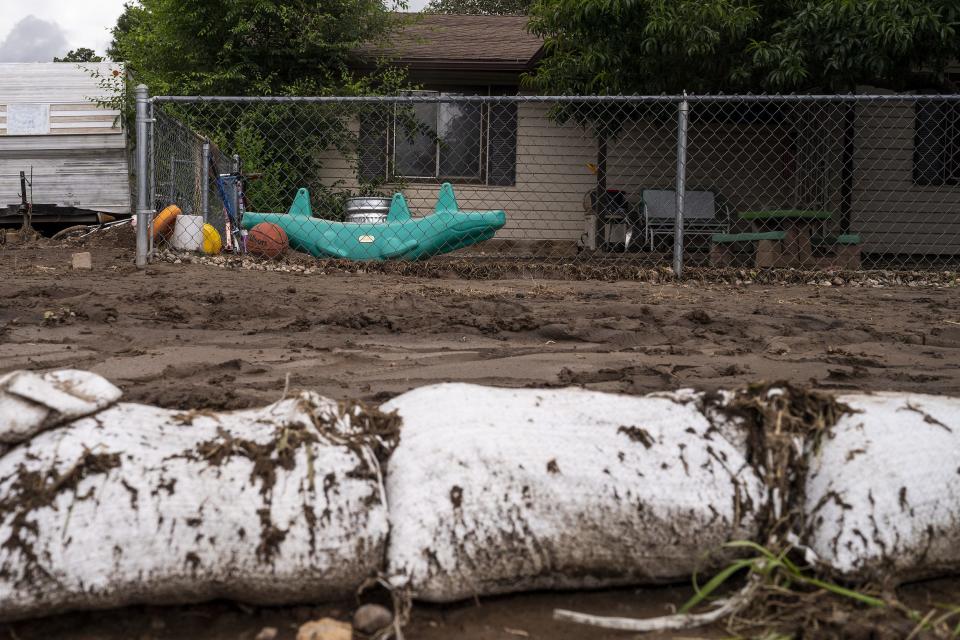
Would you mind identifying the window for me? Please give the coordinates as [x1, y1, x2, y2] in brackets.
[358, 90, 517, 187]
[914, 99, 960, 186]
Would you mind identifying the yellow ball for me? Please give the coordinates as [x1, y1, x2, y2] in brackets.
[201, 223, 222, 255]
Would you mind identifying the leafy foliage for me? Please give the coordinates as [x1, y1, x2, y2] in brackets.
[424, 0, 532, 15]
[54, 48, 104, 63]
[525, 0, 960, 95]
[109, 0, 412, 212]
[749, 0, 960, 92]
[108, 0, 406, 96]
[524, 0, 960, 199]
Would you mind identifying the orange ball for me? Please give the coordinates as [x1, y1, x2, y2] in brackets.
[247, 222, 288, 259]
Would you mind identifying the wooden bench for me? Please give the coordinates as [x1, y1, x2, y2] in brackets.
[710, 231, 787, 267]
[814, 234, 862, 269]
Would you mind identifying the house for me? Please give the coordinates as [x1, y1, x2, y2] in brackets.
[0, 63, 130, 230]
[321, 15, 960, 259]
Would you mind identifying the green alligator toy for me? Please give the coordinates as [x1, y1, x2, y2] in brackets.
[242, 183, 506, 260]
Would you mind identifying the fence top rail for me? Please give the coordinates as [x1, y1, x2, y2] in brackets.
[151, 93, 960, 104]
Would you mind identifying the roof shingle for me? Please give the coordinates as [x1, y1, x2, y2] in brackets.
[359, 14, 543, 69]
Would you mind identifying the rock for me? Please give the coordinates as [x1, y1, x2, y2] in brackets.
[255, 627, 279, 640]
[684, 309, 712, 325]
[71, 252, 92, 270]
[297, 618, 352, 640]
[352, 604, 393, 634]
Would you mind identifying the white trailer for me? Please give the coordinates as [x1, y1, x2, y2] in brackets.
[0, 62, 129, 227]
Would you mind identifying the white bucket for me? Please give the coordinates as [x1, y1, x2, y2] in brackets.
[171, 215, 204, 251]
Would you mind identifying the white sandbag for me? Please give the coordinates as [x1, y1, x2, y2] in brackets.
[0, 392, 396, 621]
[804, 392, 960, 580]
[0, 369, 122, 444]
[382, 383, 766, 602]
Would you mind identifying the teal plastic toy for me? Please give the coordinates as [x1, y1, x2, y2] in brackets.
[241, 183, 506, 260]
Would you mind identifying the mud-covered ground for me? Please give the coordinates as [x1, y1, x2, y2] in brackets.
[3, 247, 960, 406]
[2, 239, 960, 638]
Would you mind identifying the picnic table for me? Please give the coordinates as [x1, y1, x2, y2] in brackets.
[710, 209, 829, 268]
[739, 210, 832, 267]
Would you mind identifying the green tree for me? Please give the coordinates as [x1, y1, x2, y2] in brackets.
[106, 2, 143, 62]
[109, 0, 406, 96]
[749, 0, 960, 92]
[524, 0, 960, 211]
[424, 0, 532, 15]
[525, 0, 960, 95]
[109, 0, 411, 213]
[54, 48, 104, 63]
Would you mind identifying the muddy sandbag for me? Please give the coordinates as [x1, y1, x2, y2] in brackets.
[803, 392, 960, 581]
[0, 369, 122, 444]
[0, 392, 399, 621]
[381, 383, 765, 602]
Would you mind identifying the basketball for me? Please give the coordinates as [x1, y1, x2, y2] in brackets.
[247, 222, 288, 259]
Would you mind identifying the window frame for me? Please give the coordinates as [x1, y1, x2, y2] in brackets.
[391, 91, 488, 183]
[913, 98, 960, 187]
[356, 86, 517, 188]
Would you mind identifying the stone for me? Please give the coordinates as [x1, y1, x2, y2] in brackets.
[296, 618, 352, 640]
[255, 627, 279, 640]
[71, 252, 93, 270]
[352, 604, 393, 634]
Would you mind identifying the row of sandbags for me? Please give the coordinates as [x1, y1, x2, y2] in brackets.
[0, 370, 958, 621]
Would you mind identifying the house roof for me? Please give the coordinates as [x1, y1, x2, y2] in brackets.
[358, 14, 544, 72]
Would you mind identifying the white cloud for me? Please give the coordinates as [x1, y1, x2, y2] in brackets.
[0, 15, 68, 62]
[0, 0, 128, 59]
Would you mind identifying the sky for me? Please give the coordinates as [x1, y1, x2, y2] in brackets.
[0, 0, 430, 63]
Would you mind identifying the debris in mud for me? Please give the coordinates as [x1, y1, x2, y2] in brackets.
[178, 399, 400, 563]
[684, 309, 712, 324]
[709, 382, 853, 539]
[353, 602, 393, 634]
[191, 424, 320, 498]
[557, 385, 960, 637]
[152, 249, 960, 287]
[41, 307, 79, 326]
[297, 618, 352, 640]
[0, 449, 121, 585]
[617, 425, 655, 448]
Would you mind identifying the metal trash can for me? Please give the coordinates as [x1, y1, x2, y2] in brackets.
[344, 197, 390, 224]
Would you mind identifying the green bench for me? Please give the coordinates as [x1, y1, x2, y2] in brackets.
[710, 231, 787, 267]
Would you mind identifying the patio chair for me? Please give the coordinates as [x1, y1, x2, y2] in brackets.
[641, 189, 730, 250]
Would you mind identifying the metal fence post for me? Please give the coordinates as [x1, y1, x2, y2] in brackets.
[201, 140, 210, 223]
[135, 84, 150, 268]
[673, 94, 689, 277]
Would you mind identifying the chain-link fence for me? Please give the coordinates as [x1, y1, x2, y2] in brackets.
[137, 93, 960, 272]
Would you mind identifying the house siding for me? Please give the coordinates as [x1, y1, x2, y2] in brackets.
[316, 104, 801, 248]
[314, 99, 960, 255]
[851, 102, 960, 255]
[317, 104, 596, 244]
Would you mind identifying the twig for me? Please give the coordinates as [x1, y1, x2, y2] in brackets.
[905, 608, 935, 640]
[553, 577, 759, 631]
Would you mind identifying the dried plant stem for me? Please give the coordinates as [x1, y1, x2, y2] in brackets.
[553, 577, 760, 632]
